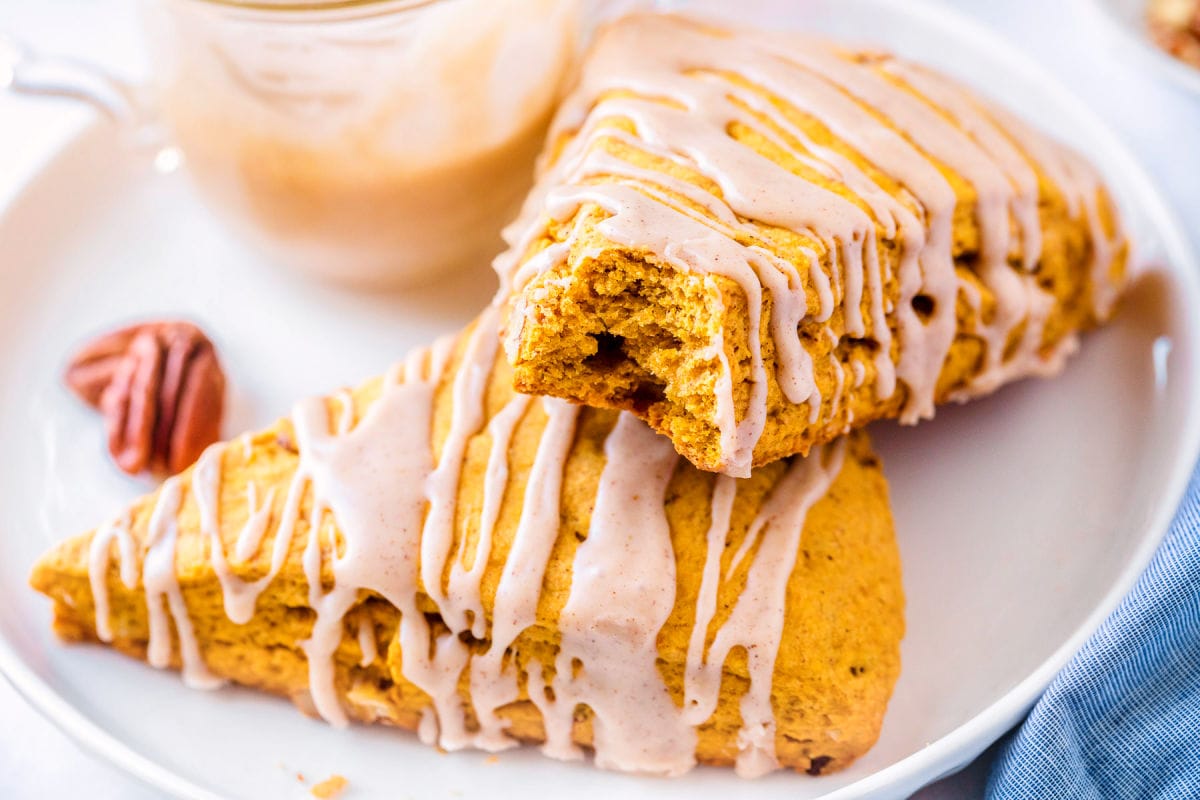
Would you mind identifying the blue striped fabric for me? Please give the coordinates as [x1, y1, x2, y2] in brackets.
[986, 463, 1200, 798]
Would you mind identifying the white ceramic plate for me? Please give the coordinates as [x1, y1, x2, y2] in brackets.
[2, 1, 1199, 798]
[1088, 0, 1200, 98]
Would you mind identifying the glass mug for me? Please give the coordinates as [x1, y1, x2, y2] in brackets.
[2, 0, 620, 288]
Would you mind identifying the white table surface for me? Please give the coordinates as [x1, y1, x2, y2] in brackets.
[1, 0, 1197, 797]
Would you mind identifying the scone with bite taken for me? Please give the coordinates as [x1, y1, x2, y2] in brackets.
[498, 13, 1128, 477]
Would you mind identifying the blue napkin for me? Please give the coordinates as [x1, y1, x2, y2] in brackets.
[986, 463, 1200, 798]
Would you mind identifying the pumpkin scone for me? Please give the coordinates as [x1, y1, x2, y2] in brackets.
[31, 310, 904, 779]
[498, 13, 1129, 477]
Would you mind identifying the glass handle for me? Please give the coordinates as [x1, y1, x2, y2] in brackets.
[0, 32, 166, 152]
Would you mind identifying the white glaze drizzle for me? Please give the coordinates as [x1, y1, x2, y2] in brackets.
[682, 472, 736, 716]
[422, 305, 503, 630]
[142, 476, 225, 689]
[192, 444, 290, 625]
[864, 59, 1067, 393]
[851, 360, 867, 389]
[1062, 148, 1124, 319]
[879, 60, 1042, 272]
[287, 340, 468, 732]
[828, 352, 845, 422]
[417, 706, 439, 746]
[87, 512, 137, 643]
[233, 482, 275, 563]
[982, 102, 1125, 319]
[469, 397, 579, 749]
[535, 413, 695, 774]
[448, 393, 532, 642]
[683, 439, 845, 777]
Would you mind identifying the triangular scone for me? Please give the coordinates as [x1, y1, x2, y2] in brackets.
[31, 310, 903, 778]
[499, 13, 1129, 476]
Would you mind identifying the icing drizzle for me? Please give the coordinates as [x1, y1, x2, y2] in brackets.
[87, 512, 137, 643]
[142, 477, 224, 689]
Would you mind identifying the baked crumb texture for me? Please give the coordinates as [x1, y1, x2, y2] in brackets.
[499, 14, 1128, 476]
[31, 314, 903, 778]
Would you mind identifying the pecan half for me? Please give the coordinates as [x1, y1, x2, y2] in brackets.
[65, 321, 226, 475]
[1148, 0, 1200, 68]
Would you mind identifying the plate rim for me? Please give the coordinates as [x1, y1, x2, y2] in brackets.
[1085, 0, 1200, 99]
[2, 1, 1200, 797]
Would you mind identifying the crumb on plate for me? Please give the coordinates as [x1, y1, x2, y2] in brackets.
[311, 774, 348, 799]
